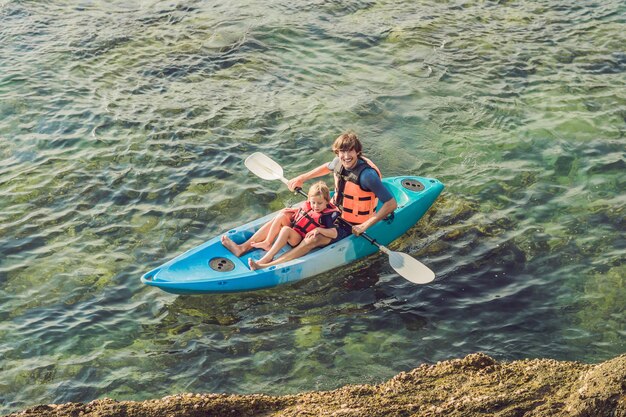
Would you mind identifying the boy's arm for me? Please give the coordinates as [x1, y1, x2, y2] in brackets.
[308, 226, 338, 240]
[319, 226, 338, 239]
[306, 211, 339, 240]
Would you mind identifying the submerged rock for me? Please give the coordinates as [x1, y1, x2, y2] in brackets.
[6, 353, 625, 417]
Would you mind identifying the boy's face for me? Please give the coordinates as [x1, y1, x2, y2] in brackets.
[308, 195, 328, 212]
[336, 148, 359, 170]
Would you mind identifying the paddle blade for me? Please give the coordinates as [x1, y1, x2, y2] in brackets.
[388, 251, 435, 284]
[245, 152, 285, 181]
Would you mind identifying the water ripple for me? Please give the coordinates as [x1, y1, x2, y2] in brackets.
[1, 0, 625, 413]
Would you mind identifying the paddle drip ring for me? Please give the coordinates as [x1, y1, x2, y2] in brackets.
[401, 179, 425, 191]
[209, 257, 235, 272]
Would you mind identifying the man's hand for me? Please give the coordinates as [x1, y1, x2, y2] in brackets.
[351, 223, 368, 236]
[351, 198, 397, 236]
[287, 177, 304, 192]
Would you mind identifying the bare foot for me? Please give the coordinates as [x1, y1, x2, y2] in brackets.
[251, 240, 272, 251]
[221, 235, 243, 256]
[248, 258, 263, 270]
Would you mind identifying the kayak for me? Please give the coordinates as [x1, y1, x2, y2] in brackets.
[141, 176, 443, 294]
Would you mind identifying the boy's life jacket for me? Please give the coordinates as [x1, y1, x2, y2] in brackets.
[291, 201, 340, 238]
[333, 156, 382, 224]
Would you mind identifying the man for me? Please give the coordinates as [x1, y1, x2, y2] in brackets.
[265, 132, 397, 266]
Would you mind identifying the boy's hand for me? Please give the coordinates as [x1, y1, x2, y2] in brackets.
[306, 228, 323, 239]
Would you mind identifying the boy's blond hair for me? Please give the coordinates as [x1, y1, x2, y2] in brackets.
[308, 181, 331, 203]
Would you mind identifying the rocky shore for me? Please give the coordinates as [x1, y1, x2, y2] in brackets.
[6, 353, 625, 417]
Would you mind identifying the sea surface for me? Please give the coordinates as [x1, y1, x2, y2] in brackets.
[1, 0, 624, 413]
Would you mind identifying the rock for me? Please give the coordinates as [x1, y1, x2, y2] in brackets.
[566, 354, 626, 416]
[4, 353, 625, 417]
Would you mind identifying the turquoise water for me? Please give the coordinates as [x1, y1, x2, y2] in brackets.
[1, 0, 624, 413]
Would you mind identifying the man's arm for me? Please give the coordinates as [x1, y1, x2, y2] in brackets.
[287, 163, 331, 191]
[352, 198, 397, 236]
[351, 169, 397, 236]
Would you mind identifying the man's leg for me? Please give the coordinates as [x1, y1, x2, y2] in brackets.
[255, 234, 332, 268]
[251, 211, 293, 251]
[257, 227, 302, 265]
[222, 218, 275, 256]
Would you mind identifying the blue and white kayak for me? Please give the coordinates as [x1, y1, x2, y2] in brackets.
[141, 176, 444, 294]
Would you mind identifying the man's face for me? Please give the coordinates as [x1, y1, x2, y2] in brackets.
[336, 148, 359, 170]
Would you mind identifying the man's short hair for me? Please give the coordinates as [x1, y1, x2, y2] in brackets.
[332, 132, 362, 156]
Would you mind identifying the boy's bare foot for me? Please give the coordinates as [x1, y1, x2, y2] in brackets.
[221, 235, 243, 257]
[249, 258, 263, 270]
[251, 241, 272, 251]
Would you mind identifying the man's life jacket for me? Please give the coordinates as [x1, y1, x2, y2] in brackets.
[291, 201, 339, 238]
[333, 156, 382, 224]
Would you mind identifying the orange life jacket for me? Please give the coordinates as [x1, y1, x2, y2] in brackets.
[333, 157, 382, 224]
[291, 201, 339, 238]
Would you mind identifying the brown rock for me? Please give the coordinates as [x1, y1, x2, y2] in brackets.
[565, 354, 626, 416]
[4, 353, 625, 417]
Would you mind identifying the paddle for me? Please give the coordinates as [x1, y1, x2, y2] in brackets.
[244, 152, 435, 284]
